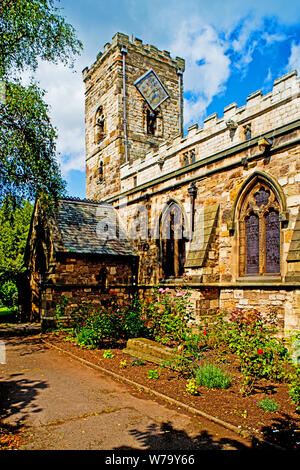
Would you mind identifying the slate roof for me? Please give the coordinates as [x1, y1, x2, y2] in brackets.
[52, 198, 137, 257]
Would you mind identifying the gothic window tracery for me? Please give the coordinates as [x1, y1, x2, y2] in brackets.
[239, 182, 281, 276]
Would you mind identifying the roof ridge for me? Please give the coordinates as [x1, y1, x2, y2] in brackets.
[60, 196, 111, 205]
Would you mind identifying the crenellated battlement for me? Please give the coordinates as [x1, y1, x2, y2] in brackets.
[82, 32, 185, 82]
[120, 69, 300, 192]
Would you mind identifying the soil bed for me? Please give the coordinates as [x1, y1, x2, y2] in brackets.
[45, 332, 300, 450]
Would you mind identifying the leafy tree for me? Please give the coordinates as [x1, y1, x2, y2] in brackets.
[0, 0, 83, 203]
[0, 199, 33, 306]
[0, 81, 65, 203]
[0, 0, 82, 77]
[0, 199, 33, 279]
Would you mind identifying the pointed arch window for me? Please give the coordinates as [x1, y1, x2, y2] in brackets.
[239, 182, 281, 276]
[159, 202, 187, 279]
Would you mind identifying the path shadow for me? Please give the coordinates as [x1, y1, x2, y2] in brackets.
[260, 414, 300, 450]
[112, 421, 268, 451]
[0, 375, 48, 427]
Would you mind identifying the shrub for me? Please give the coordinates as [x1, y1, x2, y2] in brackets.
[143, 287, 194, 346]
[0, 280, 18, 308]
[198, 308, 289, 395]
[76, 327, 99, 349]
[258, 398, 279, 412]
[123, 295, 149, 338]
[288, 366, 300, 410]
[194, 363, 232, 389]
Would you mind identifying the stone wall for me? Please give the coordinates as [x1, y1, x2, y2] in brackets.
[104, 71, 300, 333]
[38, 255, 136, 328]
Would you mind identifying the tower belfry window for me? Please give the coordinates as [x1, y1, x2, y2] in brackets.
[147, 108, 158, 135]
[94, 106, 105, 144]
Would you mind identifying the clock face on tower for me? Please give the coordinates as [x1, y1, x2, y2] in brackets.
[134, 69, 170, 111]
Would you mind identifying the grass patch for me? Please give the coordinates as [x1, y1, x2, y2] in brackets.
[194, 362, 232, 389]
[0, 306, 17, 318]
[257, 398, 279, 412]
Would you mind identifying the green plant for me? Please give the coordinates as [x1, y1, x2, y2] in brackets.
[76, 327, 99, 349]
[257, 398, 279, 412]
[165, 348, 195, 377]
[147, 369, 159, 379]
[130, 357, 145, 367]
[0, 280, 18, 308]
[103, 349, 114, 359]
[186, 378, 199, 396]
[55, 296, 69, 330]
[288, 366, 300, 410]
[199, 308, 289, 395]
[123, 295, 149, 338]
[143, 287, 194, 346]
[194, 362, 232, 389]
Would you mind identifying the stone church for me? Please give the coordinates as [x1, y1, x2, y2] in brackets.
[23, 32, 300, 334]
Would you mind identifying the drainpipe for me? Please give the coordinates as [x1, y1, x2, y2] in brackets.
[121, 46, 129, 162]
[187, 182, 198, 239]
[177, 69, 183, 136]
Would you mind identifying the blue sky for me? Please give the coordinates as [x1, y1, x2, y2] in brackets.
[26, 0, 300, 199]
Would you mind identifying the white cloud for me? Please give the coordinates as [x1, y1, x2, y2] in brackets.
[287, 42, 300, 74]
[171, 20, 231, 126]
[20, 57, 87, 176]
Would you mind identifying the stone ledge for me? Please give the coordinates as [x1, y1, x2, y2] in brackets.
[123, 337, 178, 366]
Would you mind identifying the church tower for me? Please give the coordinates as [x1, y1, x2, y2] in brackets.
[83, 32, 185, 201]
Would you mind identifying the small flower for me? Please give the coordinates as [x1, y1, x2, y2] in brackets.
[158, 288, 165, 293]
[175, 292, 186, 297]
[203, 330, 208, 335]
[257, 349, 264, 355]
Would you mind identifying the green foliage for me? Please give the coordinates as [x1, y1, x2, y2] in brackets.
[0, 280, 18, 307]
[76, 327, 99, 350]
[147, 369, 159, 379]
[54, 293, 149, 347]
[194, 363, 232, 389]
[103, 349, 114, 359]
[122, 295, 149, 338]
[0, 81, 66, 203]
[257, 398, 279, 412]
[0, 199, 33, 279]
[130, 357, 145, 367]
[288, 366, 300, 410]
[198, 309, 289, 395]
[0, 0, 83, 77]
[143, 287, 194, 346]
[186, 378, 199, 396]
[0, 0, 82, 203]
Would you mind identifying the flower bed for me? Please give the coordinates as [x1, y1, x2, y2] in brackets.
[44, 331, 299, 450]
[50, 288, 300, 449]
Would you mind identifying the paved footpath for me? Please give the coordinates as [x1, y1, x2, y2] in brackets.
[0, 330, 252, 451]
